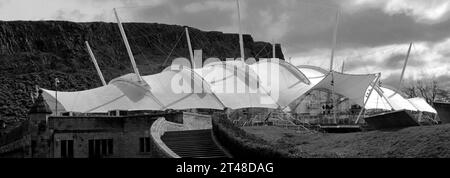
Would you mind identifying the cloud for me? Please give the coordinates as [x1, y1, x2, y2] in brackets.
[0, 0, 448, 89]
[54, 10, 86, 21]
[0, 0, 165, 22]
[383, 72, 450, 91]
[182, 0, 235, 13]
[3, 0, 450, 50]
[435, 75, 450, 90]
[291, 37, 450, 89]
[343, 0, 450, 23]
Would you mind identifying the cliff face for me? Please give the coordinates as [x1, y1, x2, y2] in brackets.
[0, 21, 284, 122]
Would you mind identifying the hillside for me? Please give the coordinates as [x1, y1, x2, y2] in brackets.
[245, 125, 450, 158]
[0, 21, 284, 123]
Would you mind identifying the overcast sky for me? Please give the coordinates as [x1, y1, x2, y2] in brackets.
[0, 0, 449, 89]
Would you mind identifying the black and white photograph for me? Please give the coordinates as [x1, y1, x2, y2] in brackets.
[0, 0, 449, 174]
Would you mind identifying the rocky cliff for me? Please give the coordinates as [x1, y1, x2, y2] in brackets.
[0, 21, 284, 123]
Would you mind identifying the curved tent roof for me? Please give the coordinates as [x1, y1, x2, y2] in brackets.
[194, 61, 279, 109]
[296, 67, 327, 88]
[365, 86, 418, 111]
[42, 84, 143, 113]
[41, 62, 401, 114]
[144, 66, 224, 110]
[42, 67, 226, 113]
[408, 98, 437, 114]
[381, 87, 418, 111]
[365, 86, 437, 113]
[297, 65, 378, 107]
[313, 71, 378, 106]
[250, 59, 312, 108]
[364, 86, 393, 110]
[297, 65, 329, 75]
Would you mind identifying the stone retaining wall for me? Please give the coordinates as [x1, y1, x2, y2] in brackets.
[149, 117, 183, 158]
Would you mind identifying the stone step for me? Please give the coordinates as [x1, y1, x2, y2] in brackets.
[161, 129, 228, 158]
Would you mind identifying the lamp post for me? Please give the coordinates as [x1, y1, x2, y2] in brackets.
[55, 78, 60, 116]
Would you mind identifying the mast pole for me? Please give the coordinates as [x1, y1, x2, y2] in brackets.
[236, 0, 245, 62]
[113, 8, 142, 82]
[399, 42, 413, 86]
[85, 41, 107, 86]
[355, 73, 381, 124]
[329, 9, 340, 71]
[55, 78, 59, 116]
[325, 9, 341, 124]
[332, 72, 337, 123]
[273, 41, 276, 59]
[185, 27, 194, 65]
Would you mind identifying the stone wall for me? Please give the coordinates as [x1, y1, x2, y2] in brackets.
[49, 114, 161, 158]
[148, 112, 213, 158]
[0, 111, 212, 158]
[149, 118, 183, 158]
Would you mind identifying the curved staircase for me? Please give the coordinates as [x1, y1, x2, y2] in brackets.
[161, 129, 228, 158]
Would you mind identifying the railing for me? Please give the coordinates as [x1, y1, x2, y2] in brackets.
[269, 113, 313, 132]
[232, 110, 368, 132]
[294, 113, 361, 125]
[228, 110, 313, 132]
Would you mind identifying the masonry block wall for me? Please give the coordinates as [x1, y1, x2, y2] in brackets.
[48, 115, 161, 158]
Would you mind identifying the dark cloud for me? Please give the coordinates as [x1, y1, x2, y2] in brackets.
[344, 58, 377, 71]
[338, 52, 426, 72]
[284, 7, 450, 52]
[382, 54, 406, 70]
[104, 0, 450, 54]
[339, 9, 450, 48]
[118, 0, 236, 31]
[438, 50, 450, 63]
[381, 54, 426, 70]
[117, 0, 450, 90]
[436, 75, 450, 90]
[1, 0, 448, 89]
[382, 72, 450, 91]
[381, 73, 402, 89]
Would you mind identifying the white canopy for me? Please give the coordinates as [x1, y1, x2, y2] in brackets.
[312, 71, 378, 107]
[296, 65, 378, 107]
[381, 87, 418, 111]
[408, 97, 437, 114]
[143, 66, 224, 110]
[42, 66, 225, 113]
[365, 86, 438, 114]
[365, 86, 418, 111]
[42, 84, 144, 113]
[41, 61, 411, 114]
[364, 86, 392, 110]
[194, 61, 280, 109]
[250, 59, 311, 108]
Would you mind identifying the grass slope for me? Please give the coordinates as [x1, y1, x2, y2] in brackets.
[244, 124, 450, 158]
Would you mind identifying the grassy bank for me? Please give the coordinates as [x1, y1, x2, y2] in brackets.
[244, 124, 450, 158]
[212, 114, 292, 158]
